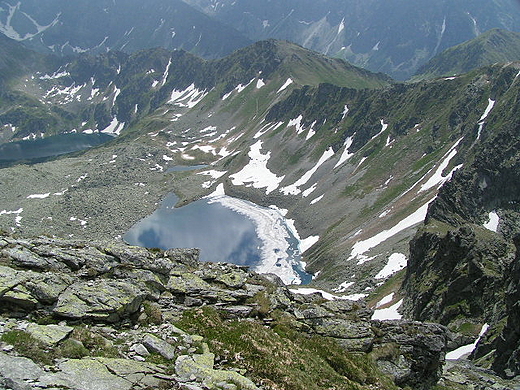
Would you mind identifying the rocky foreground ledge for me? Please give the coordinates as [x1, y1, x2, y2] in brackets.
[0, 233, 469, 390]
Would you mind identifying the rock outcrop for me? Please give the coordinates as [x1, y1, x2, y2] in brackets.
[0, 233, 448, 390]
[402, 100, 520, 380]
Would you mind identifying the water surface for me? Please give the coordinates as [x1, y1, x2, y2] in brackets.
[125, 192, 312, 284]
[0, 133, 113, 164]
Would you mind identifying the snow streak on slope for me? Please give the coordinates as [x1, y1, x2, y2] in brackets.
[230, 141, 285, 194]
[222, 79, 254, 100]
[101, 117, 125, 136]
[371, 299, 403, 321]
[446, 324, 489, 360]
[348, 199, 435, 262]
[375, 253, 407, 279]
[289, 288, 354, 301]
[370, 120, 388, 141]
[280, 148, 335, 195]
[334, 136, 354, 168]
[419, 138, 463, 193]
[0, 2, 60, 41]
[288, 115, 305, 134]
[476, 98, 495, 140]
[168, 84, 207, 108]
[277, 78, 293, 93]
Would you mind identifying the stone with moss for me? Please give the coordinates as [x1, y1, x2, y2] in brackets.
[26, 323, 73, 346]
[175, 343, 259, 390]
[142, 333, 177, 360]
[53, 280, 145, 322]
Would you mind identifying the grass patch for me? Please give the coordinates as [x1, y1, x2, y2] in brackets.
[175, 307, 398, 390]
[367, 269, 406, 308]
[69, 326, 120, 358]
[1, 330, 52, 365]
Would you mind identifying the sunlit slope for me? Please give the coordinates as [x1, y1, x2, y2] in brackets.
[415, 29, 520, 80]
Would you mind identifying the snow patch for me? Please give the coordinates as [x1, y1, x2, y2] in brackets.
[101, 117, 125, 136]
[310, 195, 324, 205]
[483, 211, 499, 232]
[348, 199, 434, 261]
[370, 119, 388, 141]
[289, 288, 358, 301]
[280, 148, 334, 195]
[371, 299, 403, 320]
[300, 235, 319, 254]
[333, 281, 355, 293]
[27, 193, 51, 199]
[375, 293, 395, 308]
[341, 105, 349, 120]
[230, 140, 285, 195]
[446, 324, 489, 360]
[334, 136, 354, 168]
[419, 138, 463, 193]
[476, 99, 495, 140]
[288, 115, 305, 134]
[168, 84, 207, 108]
[375, 253, 407, 279]
[277, 78, 293, 93]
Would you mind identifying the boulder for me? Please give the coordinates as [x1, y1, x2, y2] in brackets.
[371, 320, 448, 390]
[142, 333, 177, 360]
[25, 323, 74, 346]
[53, 280, 145, 322]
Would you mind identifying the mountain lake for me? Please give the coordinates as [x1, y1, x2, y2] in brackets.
[125, 184, 313, 285]
[0, 133, 114, 164]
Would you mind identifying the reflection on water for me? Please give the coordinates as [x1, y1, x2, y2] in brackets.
[166, 165, 208, 172]
[0, 133, 113, 163]
[124, 193, 312, 284]
[125, 194, 263, 267]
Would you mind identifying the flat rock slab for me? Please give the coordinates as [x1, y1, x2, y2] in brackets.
[53, 280, 145, 322]
[26, 323, 73, 346]
[0, 351, 44, 383]
[39, 357, 165, 390]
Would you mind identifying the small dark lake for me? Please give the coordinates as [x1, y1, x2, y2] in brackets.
[0, 133, 113, 164]
[124, 191, 312, 285]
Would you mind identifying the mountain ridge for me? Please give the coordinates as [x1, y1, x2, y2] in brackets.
[414, 28, 520, 80]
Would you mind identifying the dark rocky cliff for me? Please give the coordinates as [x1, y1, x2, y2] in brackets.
[402, 78, 520, 379]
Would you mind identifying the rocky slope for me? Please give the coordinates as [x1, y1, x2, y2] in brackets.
[0, 38, 389, 146]
[401, 62, 520, 379]
[0, 232, 449, 390]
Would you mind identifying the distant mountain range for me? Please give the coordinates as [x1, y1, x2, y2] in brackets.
[2, 0, 520, 79]
[183, 0, 520, 79]
[0, 0, 251, 58]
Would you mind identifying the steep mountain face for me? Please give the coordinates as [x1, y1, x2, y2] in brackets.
[401, 64, 520, 377]
[0, 0, 251, 58]
[415, 28, 520, 80]
[182, 0, 520, 80]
